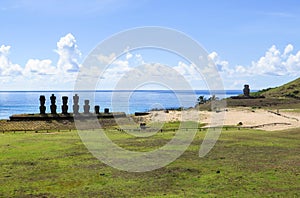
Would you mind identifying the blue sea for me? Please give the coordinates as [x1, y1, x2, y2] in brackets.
[0, 90, 242, 120]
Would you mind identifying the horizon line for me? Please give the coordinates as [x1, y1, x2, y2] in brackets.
[0, 89, 249, 93]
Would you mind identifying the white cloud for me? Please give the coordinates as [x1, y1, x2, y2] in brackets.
[283, 44, 293, 56]
[249, 45, 285, 75]
[212, 44, 300, 77]
[0, 33, 83, 90]
[249, 44, 300, 76]
[23, 34, 80, 78]
[173, 61, 201, 80]
[134, 54, 145, 65]
[98, 52, 222, 90]
[56, 33, 81, 73]
[112, 63, 195, 90]
[96, 52, 145, 81]
[126, 52, 133, 60]
[0, 45, 11, 55]
[79, 44, 300, 90]
[24, 59, 56, 75]
[235, 65, 246, 73]
[285, 51, 300, 73]
[208, 51, 218, 61]
[0, 45, 23, 76]
[208, 52, 232, 75]
[97, 53, 116, 64]
[101, 58, 130, 79]
[2, 37, 300, 91]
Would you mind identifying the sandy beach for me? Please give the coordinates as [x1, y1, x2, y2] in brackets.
[145, 107, 300, 131]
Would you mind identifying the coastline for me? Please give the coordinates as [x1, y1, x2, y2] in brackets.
[2, 107, 300, 132]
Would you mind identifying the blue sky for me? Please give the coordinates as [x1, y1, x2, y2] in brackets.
[1, 0, 300, 90]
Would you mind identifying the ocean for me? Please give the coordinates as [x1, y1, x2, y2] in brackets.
[0, 90, 243, 120]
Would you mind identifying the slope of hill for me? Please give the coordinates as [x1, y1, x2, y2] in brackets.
[252, 77, 300, 99]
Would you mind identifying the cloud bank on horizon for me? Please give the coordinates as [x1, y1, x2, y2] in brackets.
[211, 44, 300, 77]
[0, 33, 300, 90]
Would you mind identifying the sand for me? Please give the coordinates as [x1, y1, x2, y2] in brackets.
[145, 107, 300, 131]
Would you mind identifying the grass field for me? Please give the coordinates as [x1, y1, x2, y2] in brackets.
[0, 123, 299, 197]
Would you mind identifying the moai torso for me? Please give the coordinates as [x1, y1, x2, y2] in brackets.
[61, 96, 68, 114]
[84, 100, 90, 114]
[39, 95, 46, 114]
[243, 85, 250, 97]
[50, 94, 57, 114]
[94, 105, 100, 114]
[73, 94, 79, 114]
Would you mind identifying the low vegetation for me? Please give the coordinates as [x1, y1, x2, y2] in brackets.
[226, 97, 300, 109]
[250, 77, 300, 99]
[0, 123, 299, 197]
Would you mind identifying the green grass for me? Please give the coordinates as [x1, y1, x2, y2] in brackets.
[0, 124, 299, 197]
[251, 77, 300, 99]
[281, 108, 300, 113]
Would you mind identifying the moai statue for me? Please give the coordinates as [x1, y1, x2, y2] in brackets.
[243, 84, 250, 97]
[94, 105, 100, 114]
[84, 100, 90, 114]
[104, 108, 109, 114]
[61, 96, 69, 114]
[50, 94, 57, 114]
[73, 94, 79, 114]
[39, 95, 46, 114]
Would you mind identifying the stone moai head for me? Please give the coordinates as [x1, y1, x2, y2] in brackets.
[39, 95, 46, 105]
[50, 94, 56, 100]
[73, 94, 79, 104]
[62, 96, 68, 104]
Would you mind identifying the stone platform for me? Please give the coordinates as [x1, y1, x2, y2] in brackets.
[9, 112, 126, 121]
[230, 96, 265, 99]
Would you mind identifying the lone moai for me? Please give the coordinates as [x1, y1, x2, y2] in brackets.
[39, 95, 46, 114]
[104, 108, 109, 114]
[84, 100, 90, 114]
[50, 94, 57, 114]
[73, 94, 79, 114]
[243, 84, 250, 97]
[61, 96, 69, 114]
[94, 105, 100, 114]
